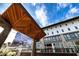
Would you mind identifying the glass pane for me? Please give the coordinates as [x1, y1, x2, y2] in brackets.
[74, 32, 79, 38]
[67, 34, 71, 40]
[69, 33, 76, 39]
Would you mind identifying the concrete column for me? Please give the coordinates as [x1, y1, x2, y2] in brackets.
[52, 43, 55, 53]
[72, 41, 77, 53]
[31, 39, 36, 56]
[60, 34, 70, 53]
[40, 38, 45, 49]
[60, 35, 68, 48]
[0, 16, 11, 48]
[17, 45, 22, 56]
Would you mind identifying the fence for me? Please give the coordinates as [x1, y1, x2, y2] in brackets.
[5, 46, 78, 56]
[39, 47, 79, 53]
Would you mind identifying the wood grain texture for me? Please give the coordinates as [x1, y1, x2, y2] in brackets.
[2, 3, 45, 41]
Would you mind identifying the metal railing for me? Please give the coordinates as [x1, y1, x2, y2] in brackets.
[36, 47, 79, 53]
[4, 46, 79, 53]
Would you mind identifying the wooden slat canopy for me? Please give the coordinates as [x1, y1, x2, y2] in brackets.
[2, 3, 45, 41]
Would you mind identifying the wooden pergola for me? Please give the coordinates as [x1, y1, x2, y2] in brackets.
[0, 3, 45, 56]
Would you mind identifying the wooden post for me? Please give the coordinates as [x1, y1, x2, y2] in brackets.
[0, 16, 11, 48]
[31, 39, 36, 56]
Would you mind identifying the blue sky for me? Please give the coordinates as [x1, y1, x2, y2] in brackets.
[1, 3, 79, 27]
[1, 3, 79, 43]
[0, 3, 79, 27]
[23, 3, 79, 27]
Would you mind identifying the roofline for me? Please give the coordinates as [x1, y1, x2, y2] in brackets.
[17, 4, 45, 35]
[42, 16, 79, 29]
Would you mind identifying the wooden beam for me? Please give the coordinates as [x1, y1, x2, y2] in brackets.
[2, 3, 46, 41]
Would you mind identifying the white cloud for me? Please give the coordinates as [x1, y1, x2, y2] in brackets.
[69, 7, 79, 14]
[31, 3, 37, 6]
[35, 5, 48, 27]
[65, 7, 79, 19]
[57, 3, 71, 10]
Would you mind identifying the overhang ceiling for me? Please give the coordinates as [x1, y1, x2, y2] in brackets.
[2, 3, 45, 41]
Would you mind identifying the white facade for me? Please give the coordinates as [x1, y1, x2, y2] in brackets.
[41, 16, 79, 50]
[43, 19, 79, 36]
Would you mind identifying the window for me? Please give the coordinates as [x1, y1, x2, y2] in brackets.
[45, 37, 47, 40]
[52, 32, 54, 34]
[57, 30, 59, 33]
[69, 33, 76, 39]
[53, 43, 55, 46]
[46, 37, 50, 43]
[56, 35, 61, 41]
[64, 32, 78, 41]
[76, 32, 79, 37]
[66, 34, 71, 40]
[44, 38, 48, 44]
[68, 28, 71, 31]
[55, 26, 57, 28]
[52, 36, 57, 41]
[75, 26, 78, 29]
[47, 37, 50, 43]
[47, 33, 49, 35]
[51, 37, 54, 42]
[64, 34, 71, 40]
[74, 32, 79, 38]
[63, 35, 68, 40]
[47, 28, 48, 31]
[65, 24, 67, 26]
[61, 29, 64, 32]
[60, 25, 62, 27]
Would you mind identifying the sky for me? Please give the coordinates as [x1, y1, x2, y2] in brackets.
[1, 3, 79, 27]
[23, 3, 79, 27]
[0, 3, 79, 43]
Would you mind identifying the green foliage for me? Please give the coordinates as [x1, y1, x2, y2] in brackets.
[0, 48, 17, 56]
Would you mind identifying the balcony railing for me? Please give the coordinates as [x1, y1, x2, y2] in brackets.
[36, 47, 79, 53]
